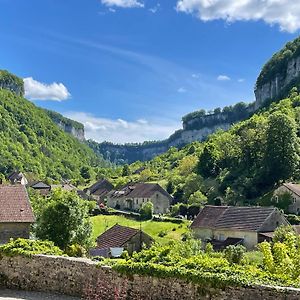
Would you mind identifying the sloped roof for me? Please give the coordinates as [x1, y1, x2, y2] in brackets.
[88, 179, 114, 195]
[97, 224, 140, 248]
[7, 171, 24, 181]
[109, 183, 173, 201]
[0, 185, 35, 223]
[29, 181, 51, 189]
[191, 205, 276, 232]
[282, 183, 300, 197]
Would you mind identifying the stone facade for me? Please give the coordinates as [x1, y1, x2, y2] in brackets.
[0, 223, 30, 244]
[273, 184, 300, 214]
[0, 255, 300, 299]
[107, 191, 170, 214]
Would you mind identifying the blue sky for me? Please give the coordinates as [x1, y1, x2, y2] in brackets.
[0, 0, 299, 143]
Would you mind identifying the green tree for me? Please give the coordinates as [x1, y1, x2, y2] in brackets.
[139, 202, 153, 220]
[35, 189, 93, 250]
[122, 164, 130, 176]
[264, 112, 299, 184]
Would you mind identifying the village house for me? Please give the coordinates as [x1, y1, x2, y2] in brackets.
[106, 183, 172, 214]
[85, 179, 114, 203]
[52, 183, 89, 200]
[7, 171, 28, 185]
[92, 224, 153, 257]
[273, 183, 300, 214]
[28, 181, 51, 196]
[191, 205, 289, 250]
[0, 185, 35, 243]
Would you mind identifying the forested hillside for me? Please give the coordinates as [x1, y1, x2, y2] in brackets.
[0, 89, 107, 181]
[103, 88, 300, 212]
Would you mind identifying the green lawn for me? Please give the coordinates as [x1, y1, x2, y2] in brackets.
[91, 215, 191, 244]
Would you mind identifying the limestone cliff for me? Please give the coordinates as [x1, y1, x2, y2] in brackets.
[45, 110, 85, 141]
[0, 70, 24, 96]
[255, 36, 300, 107]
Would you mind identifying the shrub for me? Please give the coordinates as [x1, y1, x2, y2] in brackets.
[139, 202, 153, 220]
[224, 245, 246, 265]
[158, 230, 167, 237]
[0, 238, 64, 257]
[66, 244, 86, 257]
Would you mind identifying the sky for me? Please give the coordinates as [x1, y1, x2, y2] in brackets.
[0, 0, 299, 143]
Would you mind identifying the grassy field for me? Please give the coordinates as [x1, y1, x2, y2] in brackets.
[91, 215, 191, 244]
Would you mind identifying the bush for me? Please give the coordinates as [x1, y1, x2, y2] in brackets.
[66, 244, 86, 257]
[224, 245, 246, 265]
[0, 238, 64, 257]
[139, 202, 153, 220]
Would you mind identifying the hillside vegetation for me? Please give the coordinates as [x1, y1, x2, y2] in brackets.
[101, 88, 300, 211]
[0, 89, 106, 181]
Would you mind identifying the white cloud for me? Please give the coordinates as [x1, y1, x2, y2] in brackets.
[108, 8, 116, 12]
[64, 112, 179, 143]
[217, 75, 230, 81]
[192, 73, 200, 79]
[149, 3, 160, 13]
[101, 0, 144, 8]
[238, 78, 245, 83]
[176, 0, 300, 33]
[24, 77, 71, 101]
[177, 87, 187, 93]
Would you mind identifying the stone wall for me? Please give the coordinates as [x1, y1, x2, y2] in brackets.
[0, 254, 300, 299]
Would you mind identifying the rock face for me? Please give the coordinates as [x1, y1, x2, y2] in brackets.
[0, 70, 24, 96]
[95, 122, 233, 163]
[255, 55, 300, 108]
[44, 110, 85, 141]
[54, 120, 85, 141]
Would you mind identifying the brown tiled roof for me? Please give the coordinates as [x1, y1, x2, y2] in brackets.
[0, 185, 35, 223]
[110, 183, 173, 201]
[89, 179, 114, 195]
[97, 224, 140, 248]
[191, 205, 276, 232]
[282, 183, 300, 197]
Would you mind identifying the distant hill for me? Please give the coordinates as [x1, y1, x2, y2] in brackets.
[0, 71, 107, 181]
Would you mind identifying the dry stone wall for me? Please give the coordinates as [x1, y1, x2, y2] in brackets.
[0, 255, 300, 300]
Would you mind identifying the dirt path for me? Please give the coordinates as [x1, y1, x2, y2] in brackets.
[0, 289, 81, 300]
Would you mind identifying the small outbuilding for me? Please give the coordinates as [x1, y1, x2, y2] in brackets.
[0, 185, 35, 243]
[95, 224, 153, 256]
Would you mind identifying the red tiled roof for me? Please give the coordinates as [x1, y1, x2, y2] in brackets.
[191, 205, 276, 232]
[0, 185, 35, 223]
[97, 224, 140, 248]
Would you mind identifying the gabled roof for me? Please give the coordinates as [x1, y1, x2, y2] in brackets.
[88, 179, 114, 195]
[29, 181, 51, 189]
[282, 183, 300, 197]
[0, 185, 35, 223]
[97, 224, 140, 248]
[191, 205, 276, 232]
[109, 183, 173, 201]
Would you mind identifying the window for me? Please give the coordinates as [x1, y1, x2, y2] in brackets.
[293, 197, 297, 204]
[274, 196, 279, 203]
[219, 234, 225, 241]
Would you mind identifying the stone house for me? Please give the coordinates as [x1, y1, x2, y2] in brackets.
[95, 224, 153, 256]
[85, 179, 114, 203]
[7, 171, 28, 185]
[106, 183, 172, 214]
[273, 183, 300, 214]
[0, 185, 35, 243]
[191, 205, 289, 250]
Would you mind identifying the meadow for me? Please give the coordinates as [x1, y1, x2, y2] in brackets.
[91, 215, 191, 244]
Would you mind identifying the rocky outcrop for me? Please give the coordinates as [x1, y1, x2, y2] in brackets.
[255, 56, 300, 108]
[0, 70, 24, 96]
[45, 110, 85, 141]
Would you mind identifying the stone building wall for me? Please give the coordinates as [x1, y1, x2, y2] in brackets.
[0, 223, 30, 244]
[0, 254, 300, 300]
